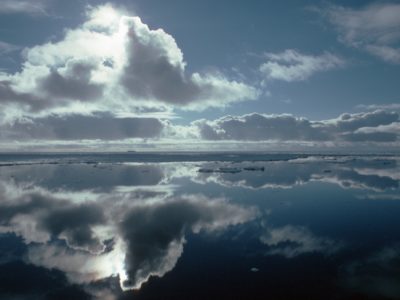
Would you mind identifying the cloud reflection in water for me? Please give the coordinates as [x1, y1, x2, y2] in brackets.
[0, 156, 399, 299]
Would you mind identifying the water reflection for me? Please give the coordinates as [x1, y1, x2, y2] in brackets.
[0, 163, 165, 191]
[194, 157, 399, 191]
[260, 225, 342, 258]
[0, 155, 399, 299]
[341, 245, 400, 299]
[0, 179, 256, 294]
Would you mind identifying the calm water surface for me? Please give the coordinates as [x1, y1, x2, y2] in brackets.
[0, 154, 399, 299]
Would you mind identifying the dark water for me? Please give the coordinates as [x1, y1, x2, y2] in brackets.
[0, 154, 399, 299]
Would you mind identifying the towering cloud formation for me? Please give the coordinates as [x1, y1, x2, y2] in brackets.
[0, 4, 257, 122]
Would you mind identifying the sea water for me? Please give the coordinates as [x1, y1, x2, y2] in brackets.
[0, 153, 399, 299]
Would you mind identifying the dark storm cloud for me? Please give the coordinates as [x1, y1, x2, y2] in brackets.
[1, 113, 164, 140]
[194, 110, 400, 143]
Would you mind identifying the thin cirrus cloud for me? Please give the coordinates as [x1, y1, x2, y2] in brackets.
[0, 0, 49, 15]
[0, 4, 258, 123]
[259, 49, 345, 82]
[357, 103, 400, 112]
[0, 41, 20, 55]
[323, 2, 400, 64]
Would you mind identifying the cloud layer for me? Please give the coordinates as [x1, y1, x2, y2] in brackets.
[194, 110, 400, 143]
[1, 113, 165, 140]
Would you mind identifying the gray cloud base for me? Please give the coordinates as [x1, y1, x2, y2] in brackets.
[195, 110, 400, 143]
[2, 113, 164, 140]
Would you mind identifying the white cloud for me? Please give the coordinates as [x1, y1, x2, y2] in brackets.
[259, 49, 345, 82]
[325, 3, 400, 64]
[0, 4, 258, 124]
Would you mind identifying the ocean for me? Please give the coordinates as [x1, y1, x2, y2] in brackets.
[0, 153, 399, 299]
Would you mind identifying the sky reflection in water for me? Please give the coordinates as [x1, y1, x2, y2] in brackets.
[0, 155, 400, 299]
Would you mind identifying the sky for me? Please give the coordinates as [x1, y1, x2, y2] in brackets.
[0, 0, 399, 152]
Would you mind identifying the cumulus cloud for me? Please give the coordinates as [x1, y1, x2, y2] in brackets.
[0, 4, 260, 144]
[194, 113, 329, 141]
[119, 17, 257, 107]
[194, 110, 400, 143]
[324, 3, 400, 64]
[0, 4, 258, 124]
[259, 49, 345, 82]
[0, 108, 398, 147]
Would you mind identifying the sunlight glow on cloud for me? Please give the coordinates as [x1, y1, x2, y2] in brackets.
[0, 4, 258, 123]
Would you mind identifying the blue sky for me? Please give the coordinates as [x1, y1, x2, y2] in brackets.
[0, 0, 399, 151]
